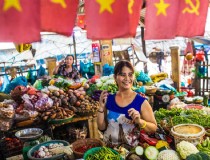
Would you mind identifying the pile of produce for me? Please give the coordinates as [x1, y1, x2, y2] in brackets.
[4, 137, 23, 151]
[41, 85, 99, 119]
[94, 75, 118, 93]
[85, 147, 121, 160]
[155, 108, 210, 128]
[197, 137, 210, 156]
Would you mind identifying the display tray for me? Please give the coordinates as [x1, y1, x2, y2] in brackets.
[48, 116, 74, 125]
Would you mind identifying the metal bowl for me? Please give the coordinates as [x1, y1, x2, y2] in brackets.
[15, 128, 43, 142]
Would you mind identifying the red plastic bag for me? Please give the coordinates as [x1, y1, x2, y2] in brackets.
[196, 51, 205, 61]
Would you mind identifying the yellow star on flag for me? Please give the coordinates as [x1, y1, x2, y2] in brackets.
[96, 0, 115, 14]
[51, 0, 67, 8]
[3, 0, 22, 12]
[154, 0, 170, 16]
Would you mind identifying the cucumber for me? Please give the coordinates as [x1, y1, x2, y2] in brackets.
[144, 146, 159, 160]
[135, 146, 144, 156]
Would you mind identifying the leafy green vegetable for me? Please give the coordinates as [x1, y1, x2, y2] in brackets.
[155, 108, 210, 127]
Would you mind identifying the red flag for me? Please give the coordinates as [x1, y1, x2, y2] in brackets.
[41, 0, 79, 36]
[85, 0, 142, 40]
[76, 14, 86, 29]
[144, 0, 179, 40]
[0, 0, 40, 43]
[176, 0, 209, 37]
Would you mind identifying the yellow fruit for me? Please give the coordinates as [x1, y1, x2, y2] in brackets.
[185, 53, 193, 60]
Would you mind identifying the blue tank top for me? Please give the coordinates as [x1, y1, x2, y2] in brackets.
[103, 93, 146, 147]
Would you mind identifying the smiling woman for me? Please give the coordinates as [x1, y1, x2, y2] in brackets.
[97, 60, 157, 147]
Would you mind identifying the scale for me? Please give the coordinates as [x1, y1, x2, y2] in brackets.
[15, 128, 43, 160]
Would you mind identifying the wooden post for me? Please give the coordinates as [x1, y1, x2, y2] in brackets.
[99, 40, 113, 66]
[141, 27, 148, 73]
[170, 46, 181, 92]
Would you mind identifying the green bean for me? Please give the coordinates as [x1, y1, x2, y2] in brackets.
[86, 147, 121, 160]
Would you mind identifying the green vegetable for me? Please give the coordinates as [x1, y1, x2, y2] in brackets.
[144, 146, 159, 160]
[186, 154, 202, 160]
[197, 152, 210, 160]
[86, 147, 121, 160]
[135, 146, 144, 156]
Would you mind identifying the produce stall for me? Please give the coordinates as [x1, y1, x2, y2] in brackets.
[0, 72, 210, 160]
[1, 71, 210, 160]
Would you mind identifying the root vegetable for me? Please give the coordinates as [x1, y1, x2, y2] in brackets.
[75, 101, 81, 107]
[75, 92, 80, 97]
[43, 116, 49, 121]
[45, 112, 51, 116]
[50, 113, 56, 119]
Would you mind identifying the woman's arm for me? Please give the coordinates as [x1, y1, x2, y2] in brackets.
[53, 60, 64, 75]
[97, 91, 108, 131]
[140, 100, 157, 133]
[53, 65, 60, 75]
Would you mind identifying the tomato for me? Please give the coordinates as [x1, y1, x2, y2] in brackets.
[187, 90, 194, 97]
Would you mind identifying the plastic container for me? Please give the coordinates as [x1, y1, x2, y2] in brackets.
[27, 140, 69, 160]
[72, 138, 103, 159]
[171, 124, 205, 146]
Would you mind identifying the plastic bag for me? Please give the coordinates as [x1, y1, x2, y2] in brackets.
[37, 65, 46, 78]
[0, 75, 10, 92]
[33, 80, 43, 90]
[27, 69, 36, 85]
[136, 71, 152, 84]
[0, 102, 15, 119]
[102, 64, 114, 76]
[0, 117, 13, 131]
[22, 94, 34, 110]
[4, 76, 27, 94]
[34, 97, 53, 112]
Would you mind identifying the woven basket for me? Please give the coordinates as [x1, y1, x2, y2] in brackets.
[145, 86, 157, 95]
[171, 124, 205, 146]
[72, 138, 103, 159]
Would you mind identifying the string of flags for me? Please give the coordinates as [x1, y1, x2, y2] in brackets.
[0, 0, 209, 43]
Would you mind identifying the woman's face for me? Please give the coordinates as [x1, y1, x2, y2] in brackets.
[65, 56, 74, 66]
[115, 66, 134, 90]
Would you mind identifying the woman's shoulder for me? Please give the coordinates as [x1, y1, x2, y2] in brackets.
[134, 93, 146, 103]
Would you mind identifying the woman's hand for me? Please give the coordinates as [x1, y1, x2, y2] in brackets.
[128, 108, 141, 124]
[99, 90, 108, 111]
[59, 60, 65, 66]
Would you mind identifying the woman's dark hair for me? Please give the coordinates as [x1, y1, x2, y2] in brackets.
[114, 60, 134, 76]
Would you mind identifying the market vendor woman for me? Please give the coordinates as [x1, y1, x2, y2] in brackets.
[97, 60, 157, 147]
[53, 55, 80, 82]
